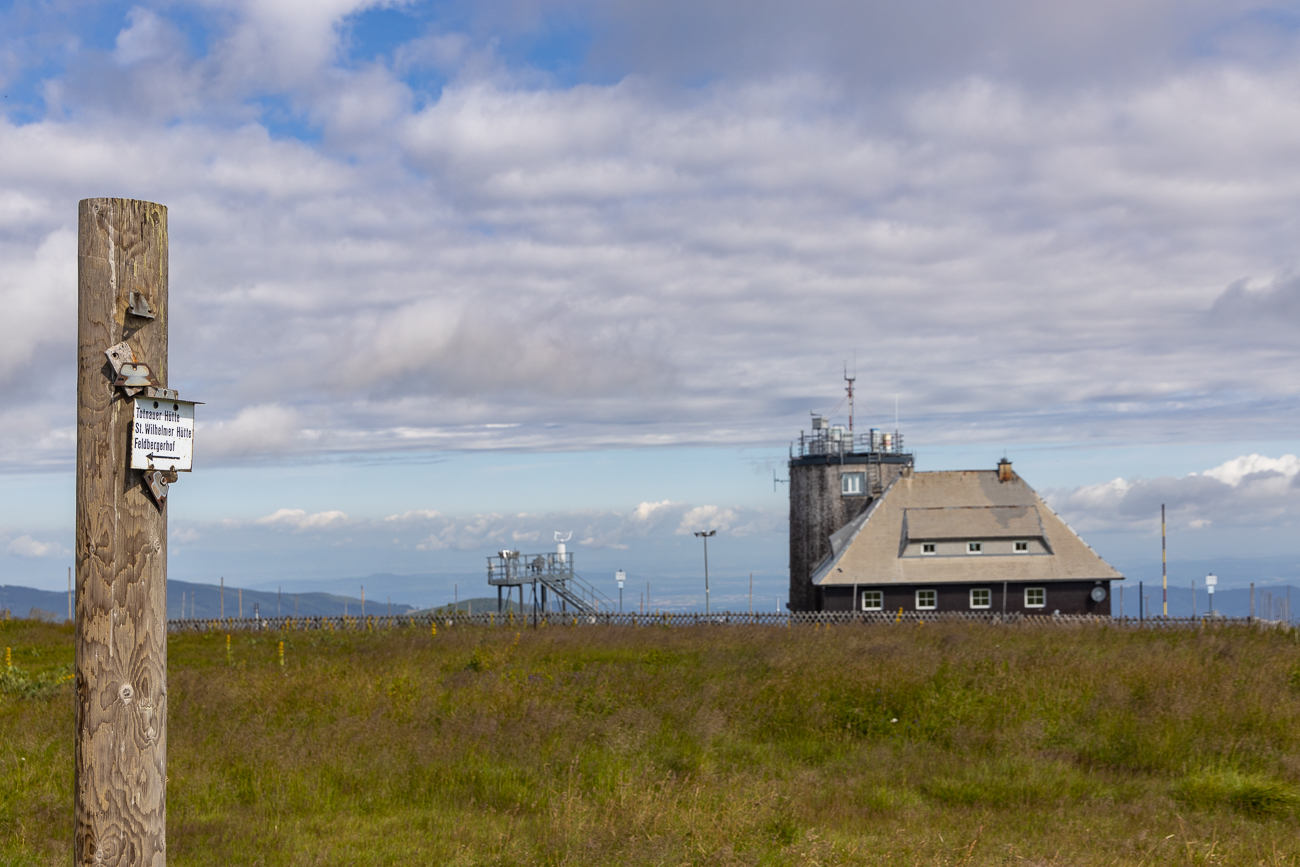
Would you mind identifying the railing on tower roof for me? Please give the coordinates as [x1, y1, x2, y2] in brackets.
[796, 423, 907, 459]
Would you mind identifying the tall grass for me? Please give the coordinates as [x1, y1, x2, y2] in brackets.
[3, 618, 1300, 865]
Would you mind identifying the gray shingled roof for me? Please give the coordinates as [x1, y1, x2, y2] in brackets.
[904, 505, 1044, 541]
[813, 469, 1123, 586]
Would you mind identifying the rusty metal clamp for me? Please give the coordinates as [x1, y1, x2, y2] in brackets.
[143, 469, 178, 508]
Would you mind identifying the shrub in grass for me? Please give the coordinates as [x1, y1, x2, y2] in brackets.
[0, 662, 72, 700]
[1173, 769, 1300, 816]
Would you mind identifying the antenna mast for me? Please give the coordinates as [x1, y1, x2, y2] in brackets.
[844, 362, 856, 440]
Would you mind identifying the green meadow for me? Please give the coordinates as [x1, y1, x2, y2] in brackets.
[3, 616, 1300, 865]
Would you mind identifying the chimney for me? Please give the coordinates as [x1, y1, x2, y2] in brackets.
[997, 458, 1013, 483]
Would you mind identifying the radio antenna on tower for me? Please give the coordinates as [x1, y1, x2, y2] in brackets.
[844, 358, 857, 439]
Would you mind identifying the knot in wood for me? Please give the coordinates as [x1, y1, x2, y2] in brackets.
[118, 683, 134, 705]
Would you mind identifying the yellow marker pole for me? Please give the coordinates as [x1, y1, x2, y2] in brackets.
[278, 641, 284, 668]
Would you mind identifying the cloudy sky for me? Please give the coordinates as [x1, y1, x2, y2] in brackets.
[2, 0, 1300, 606]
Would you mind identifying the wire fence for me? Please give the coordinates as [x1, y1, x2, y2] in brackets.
[165, 610, 1295, 632]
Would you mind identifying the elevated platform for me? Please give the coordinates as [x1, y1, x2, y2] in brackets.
[487, 550, 613, 614]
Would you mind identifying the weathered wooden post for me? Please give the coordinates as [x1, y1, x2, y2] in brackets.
[76, 198, 170, 866]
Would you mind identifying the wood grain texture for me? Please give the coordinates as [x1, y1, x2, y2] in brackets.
[76, 198, 169, 867]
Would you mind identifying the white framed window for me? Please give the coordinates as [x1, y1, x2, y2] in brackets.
[916, 589, 937, 610]
[841, 472, 865, 495]
[1014, 541, 1029, 553]
[1025, 587, 1046, 608]
[861, 590, 883, 611]
[970, 588, 991, 609]
[921, 543, 937, 555]
[967, 542, 983, 554]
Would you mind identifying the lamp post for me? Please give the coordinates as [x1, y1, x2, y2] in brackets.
[616, 570, 626, 613]
[694, 530, 716, 614]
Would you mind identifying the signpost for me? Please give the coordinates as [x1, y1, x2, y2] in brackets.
[75, 198, 183, 865]
[129, 397, 196, 472]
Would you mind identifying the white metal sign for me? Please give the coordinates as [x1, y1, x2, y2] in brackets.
[130, 397, 196, 472]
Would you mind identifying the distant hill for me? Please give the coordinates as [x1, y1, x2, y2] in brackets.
[0, 586, 71, 622]
[3, 581, 1294, 623]
[411, 597, 528, 616]
[1, 581, 416, 621]
[1113, 581, 1296, 621]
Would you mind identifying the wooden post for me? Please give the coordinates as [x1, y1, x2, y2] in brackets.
[75, 198, 169, 866]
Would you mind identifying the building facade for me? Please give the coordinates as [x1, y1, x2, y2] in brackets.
[803, 459, 1122, 615]
[787, 418, 914, 611]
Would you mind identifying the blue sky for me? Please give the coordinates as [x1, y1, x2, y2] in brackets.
[3, 0, 1300, 607]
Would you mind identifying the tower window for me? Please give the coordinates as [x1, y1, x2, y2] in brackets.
[916, 589, 937, 610]
[921, 543, 936, 555]
[967, 542, 983, 554]
[1014, 541, 1029, 553]
[841, 472, 865, 495]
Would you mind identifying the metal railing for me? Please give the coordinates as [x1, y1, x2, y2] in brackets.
[165, 610, 1294, 632]
[486, 550, 614, 613]
[796, 430, 907, 459]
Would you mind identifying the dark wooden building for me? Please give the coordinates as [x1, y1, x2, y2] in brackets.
[807, 459, 1122, 615]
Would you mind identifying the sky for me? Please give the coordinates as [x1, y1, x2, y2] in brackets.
[2, 0, 1300, 608]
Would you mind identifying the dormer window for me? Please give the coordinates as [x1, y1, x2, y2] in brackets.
[921, 543, 936, 555]
[1014, 541, 1029, 553]
[967, 542, 982, 554]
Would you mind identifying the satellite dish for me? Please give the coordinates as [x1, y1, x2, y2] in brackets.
[1090, 586, 1107, 603]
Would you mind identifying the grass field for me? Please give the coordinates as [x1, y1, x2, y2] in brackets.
[3, 617, 1300, 865]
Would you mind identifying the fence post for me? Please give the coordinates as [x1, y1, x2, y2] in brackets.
[75, 198, 170, 865]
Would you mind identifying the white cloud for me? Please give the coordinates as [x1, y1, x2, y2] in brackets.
[630, 500, 682, 525]
[199, 404, 305, 461]
[312, 501, 778, 555]
[385, 509, 444, 522]
[114, 7, 183, 67]
[1201, 454, 1300, 486]
[676, 505, 740, 535]
[7, 535, 61, 558]
[1, 3, 1300, 479]
[1046, 454, 1300, 533]
[256, 508, 351, 529]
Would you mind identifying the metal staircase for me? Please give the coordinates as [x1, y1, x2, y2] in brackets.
[487, 549, 614, 614]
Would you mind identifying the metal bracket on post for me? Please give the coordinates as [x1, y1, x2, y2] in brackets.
[104, 341, 159, 396]
[127, 291, 156, 320]
[143, 469, 177, 508]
